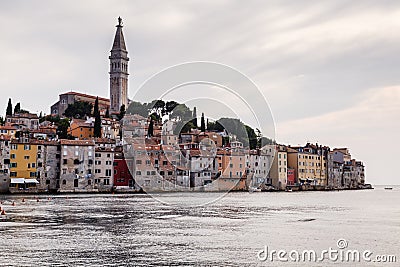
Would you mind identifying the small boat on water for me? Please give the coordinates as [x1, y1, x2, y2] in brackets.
[384, 187, 393, 190]
[249, 187, 262, 192]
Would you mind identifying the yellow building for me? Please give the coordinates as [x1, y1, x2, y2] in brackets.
[9, 140, 39, 190]
[287, 145, 327, 187]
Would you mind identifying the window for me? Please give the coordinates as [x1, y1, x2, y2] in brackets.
[95, 153, 101, 158]
[10, 172, 17, 177]
[88, 180, 91, 185]
[62, 180, 66, 185]
[10, 163, 17, 168]
[24, 155, 30, 160]
[32, 163, 36, 168]
[11, 144, 17, 150]
[105, 169, 112, 176]
[62, 169, 67, 174]
[11, 154, 16, 159]
[168, 171, 173, 176]
[30, 172, 36, 177]
[95, 169, 101, 174]
[24, 145, 31, 150]
[63, 159, 67, 164]
[136, 171, 141, 175]
[107, 154, 111, 158]
[104, 179, 110, 185]
[146, 171, 150, 175]
[88, 159, 93, 165]
[46, 180, 50, 185]
[146, 160, 151, 165]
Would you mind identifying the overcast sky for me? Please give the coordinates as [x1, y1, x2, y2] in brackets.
[0, 1, 399, 185]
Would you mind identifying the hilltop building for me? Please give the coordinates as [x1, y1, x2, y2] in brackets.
[51, 92, 110, 117]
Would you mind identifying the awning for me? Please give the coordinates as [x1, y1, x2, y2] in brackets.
[10, 178, 39, 184]
[24, 179, 39, 184]
[10, 178, 25, 184]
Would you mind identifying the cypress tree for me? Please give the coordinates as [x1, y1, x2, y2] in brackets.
[200, 112, 205, 132]
[93, 97, 102, 138]
[148, 119, 154, 137]
[105, 108, 110, 118]
[117, 104, 126, 120]
[14, 103, 21, 114]
[6, 98, 12, 116]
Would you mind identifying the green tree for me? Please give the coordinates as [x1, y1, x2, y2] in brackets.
[174, 121, 195, 135]
[126, 101, 148, 117]
[63, 101, 93, 119]
[245, 125, 258, 150]
[57, 118, 71, 139]
[93, 97, 102, 138]
[0, 116, 4, 126]
[165, 101, 179, 114]
[6, 98, 12, 116]
[14, 103, 21, 114]
[170, 104, 192, 121]
[200, 112, 205, 132]
[105, 108, 110, 118]
[117, 104, 126, 120]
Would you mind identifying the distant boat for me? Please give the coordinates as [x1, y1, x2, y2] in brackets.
[249, 187, 261, 192]
[384, 187, 393, 190]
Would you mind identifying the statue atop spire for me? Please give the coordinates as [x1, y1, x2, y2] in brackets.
[117, 16, 123, 27]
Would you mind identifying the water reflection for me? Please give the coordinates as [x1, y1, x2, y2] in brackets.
[0, 188, 399, 266]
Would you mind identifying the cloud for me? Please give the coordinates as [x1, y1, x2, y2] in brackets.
[277, 86, 400, 184]
[0, 1, 399, 183]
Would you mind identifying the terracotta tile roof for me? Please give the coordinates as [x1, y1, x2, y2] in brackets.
[95, 138, 116, 144]
[61, 91, 110, 103]
[0, 126, 17, 130]
[60, 139, 95, 146]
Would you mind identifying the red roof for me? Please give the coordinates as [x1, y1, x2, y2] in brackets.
[61, 91, 110, 103]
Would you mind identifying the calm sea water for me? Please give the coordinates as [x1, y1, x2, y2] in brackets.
[0, 186, 399, 266]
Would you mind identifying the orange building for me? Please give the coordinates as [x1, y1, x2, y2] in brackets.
[68, 119, 94, 139]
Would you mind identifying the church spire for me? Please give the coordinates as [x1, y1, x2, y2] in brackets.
[112, 17, 127, 51]
[109, 17, 129, 114]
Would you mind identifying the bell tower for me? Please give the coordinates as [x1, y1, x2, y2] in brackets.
[109, 17, 129, 113]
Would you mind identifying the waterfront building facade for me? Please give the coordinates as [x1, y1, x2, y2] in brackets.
[59, 140, 95, 192]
